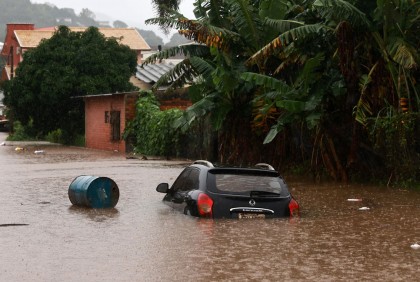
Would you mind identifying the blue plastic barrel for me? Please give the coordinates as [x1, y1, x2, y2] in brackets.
[68, 176, 119, 208]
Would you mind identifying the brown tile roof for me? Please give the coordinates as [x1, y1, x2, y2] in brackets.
[14, 27, 151, 51]
[14, 30, 55, 48]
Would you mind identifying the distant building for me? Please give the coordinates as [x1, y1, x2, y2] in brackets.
[0, 23, 151, 81]
[97, 21, 111, 27]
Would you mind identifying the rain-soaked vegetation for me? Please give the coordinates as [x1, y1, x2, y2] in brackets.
[140, 0, 419, 188]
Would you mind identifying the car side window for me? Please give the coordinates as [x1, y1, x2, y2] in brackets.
[187, 168, 200, 191]
[171, 167, 200, 192]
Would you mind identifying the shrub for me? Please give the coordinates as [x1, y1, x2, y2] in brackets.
[45, 129, 63, 144]
[6, 120, 35, 141]
[124, 91, 184, 158]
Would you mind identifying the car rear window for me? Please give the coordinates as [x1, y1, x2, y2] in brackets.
[207, 169, 287, 195]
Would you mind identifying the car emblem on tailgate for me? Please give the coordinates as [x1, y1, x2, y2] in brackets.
[249, 199, 256, 206]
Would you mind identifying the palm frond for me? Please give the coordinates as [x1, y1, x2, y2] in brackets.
[142, 45, 210, 65]
[226, 0, 262, 51]
[276, 99, 307, 113]
[152, 55, 216, 91]
[279, 24, 328, 45]
[173, 91, 217, 131]
[178, 21, 241, 50]
[313, 0, 371, 29]
[247, 24, 328, 65]
[145, 7, 190, 31]
[194, 0, 226, 23]
[388, 38, 419, 69]
[189, 56, 216, 79]
[153, 58, 198, 90]
[264, 18, 304, 33]
[241, 72, 294, 94]
[354, 63, 377, 125]
[296, 53, 325, 89]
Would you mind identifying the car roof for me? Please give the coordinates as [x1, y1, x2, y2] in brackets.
[189, 160, 280, 176]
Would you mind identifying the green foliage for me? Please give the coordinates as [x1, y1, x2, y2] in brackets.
[6, 121, 35, 141]
[72, 134, 86, 147]
[313, 0, 371, 29]
[45, 129, 63, 144]
[4, 26, 137, 140]
[124, 91, 184, 157]
[367, 111, 420, 188]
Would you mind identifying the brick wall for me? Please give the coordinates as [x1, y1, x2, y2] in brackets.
[125, 93, 139, 121]
[159, 98, 192, 110]
[1, 24, 34, 66]
[85, 94, 126, 152]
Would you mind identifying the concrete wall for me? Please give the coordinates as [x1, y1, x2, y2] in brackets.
[85, 94, 126, 152]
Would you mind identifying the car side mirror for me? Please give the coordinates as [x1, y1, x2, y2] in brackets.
[156, 183, 169, 193]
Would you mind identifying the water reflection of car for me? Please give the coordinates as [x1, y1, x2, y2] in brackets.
[156, 160, 300, 219]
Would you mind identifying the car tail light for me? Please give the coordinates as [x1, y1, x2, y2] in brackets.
[197, 193, 213, 218]
[289, 197, 300, 217]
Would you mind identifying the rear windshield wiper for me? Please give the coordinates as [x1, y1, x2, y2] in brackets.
[250, 190, 281, 197]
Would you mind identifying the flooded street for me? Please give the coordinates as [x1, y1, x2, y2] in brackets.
[0, 131, 419, 281]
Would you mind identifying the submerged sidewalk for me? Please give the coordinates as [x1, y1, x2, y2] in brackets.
[1, 140, 61, 146]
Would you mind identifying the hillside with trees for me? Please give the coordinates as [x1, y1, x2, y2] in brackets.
[0, 0, 99, 40]
[0, 0, 179, 50]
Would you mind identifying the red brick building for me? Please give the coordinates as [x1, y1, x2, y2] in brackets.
[83, 90, 192, 153]
[83, 92, 138, 152]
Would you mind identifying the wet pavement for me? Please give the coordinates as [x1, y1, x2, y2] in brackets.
[0, 132, 419, 281]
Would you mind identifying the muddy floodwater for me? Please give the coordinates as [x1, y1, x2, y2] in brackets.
[0, 132, 419, 281]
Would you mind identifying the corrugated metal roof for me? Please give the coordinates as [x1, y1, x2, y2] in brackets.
[136, 61, 177, 84]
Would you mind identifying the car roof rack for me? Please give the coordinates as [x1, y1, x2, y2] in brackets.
[255, 163, 275, 171]
[193, 160, 214, 168]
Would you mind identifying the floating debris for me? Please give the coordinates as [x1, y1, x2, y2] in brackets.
[38, 201, 51, 204]
[358, 207, 370, 211]
[0, 141, 5, 146]
[347, 198, 362, 202]
[0, 223, 29, 227]
[68, 175, 119, 208]
[34, 150, 45, 154]
[411, 243, 420, 250]
[15, 147, 25, 151]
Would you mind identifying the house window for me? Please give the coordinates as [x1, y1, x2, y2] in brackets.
[110, 111, 121, 141]
[105, 111, 110, 123]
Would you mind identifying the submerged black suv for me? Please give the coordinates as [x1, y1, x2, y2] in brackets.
[156, 160, 299, 219]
